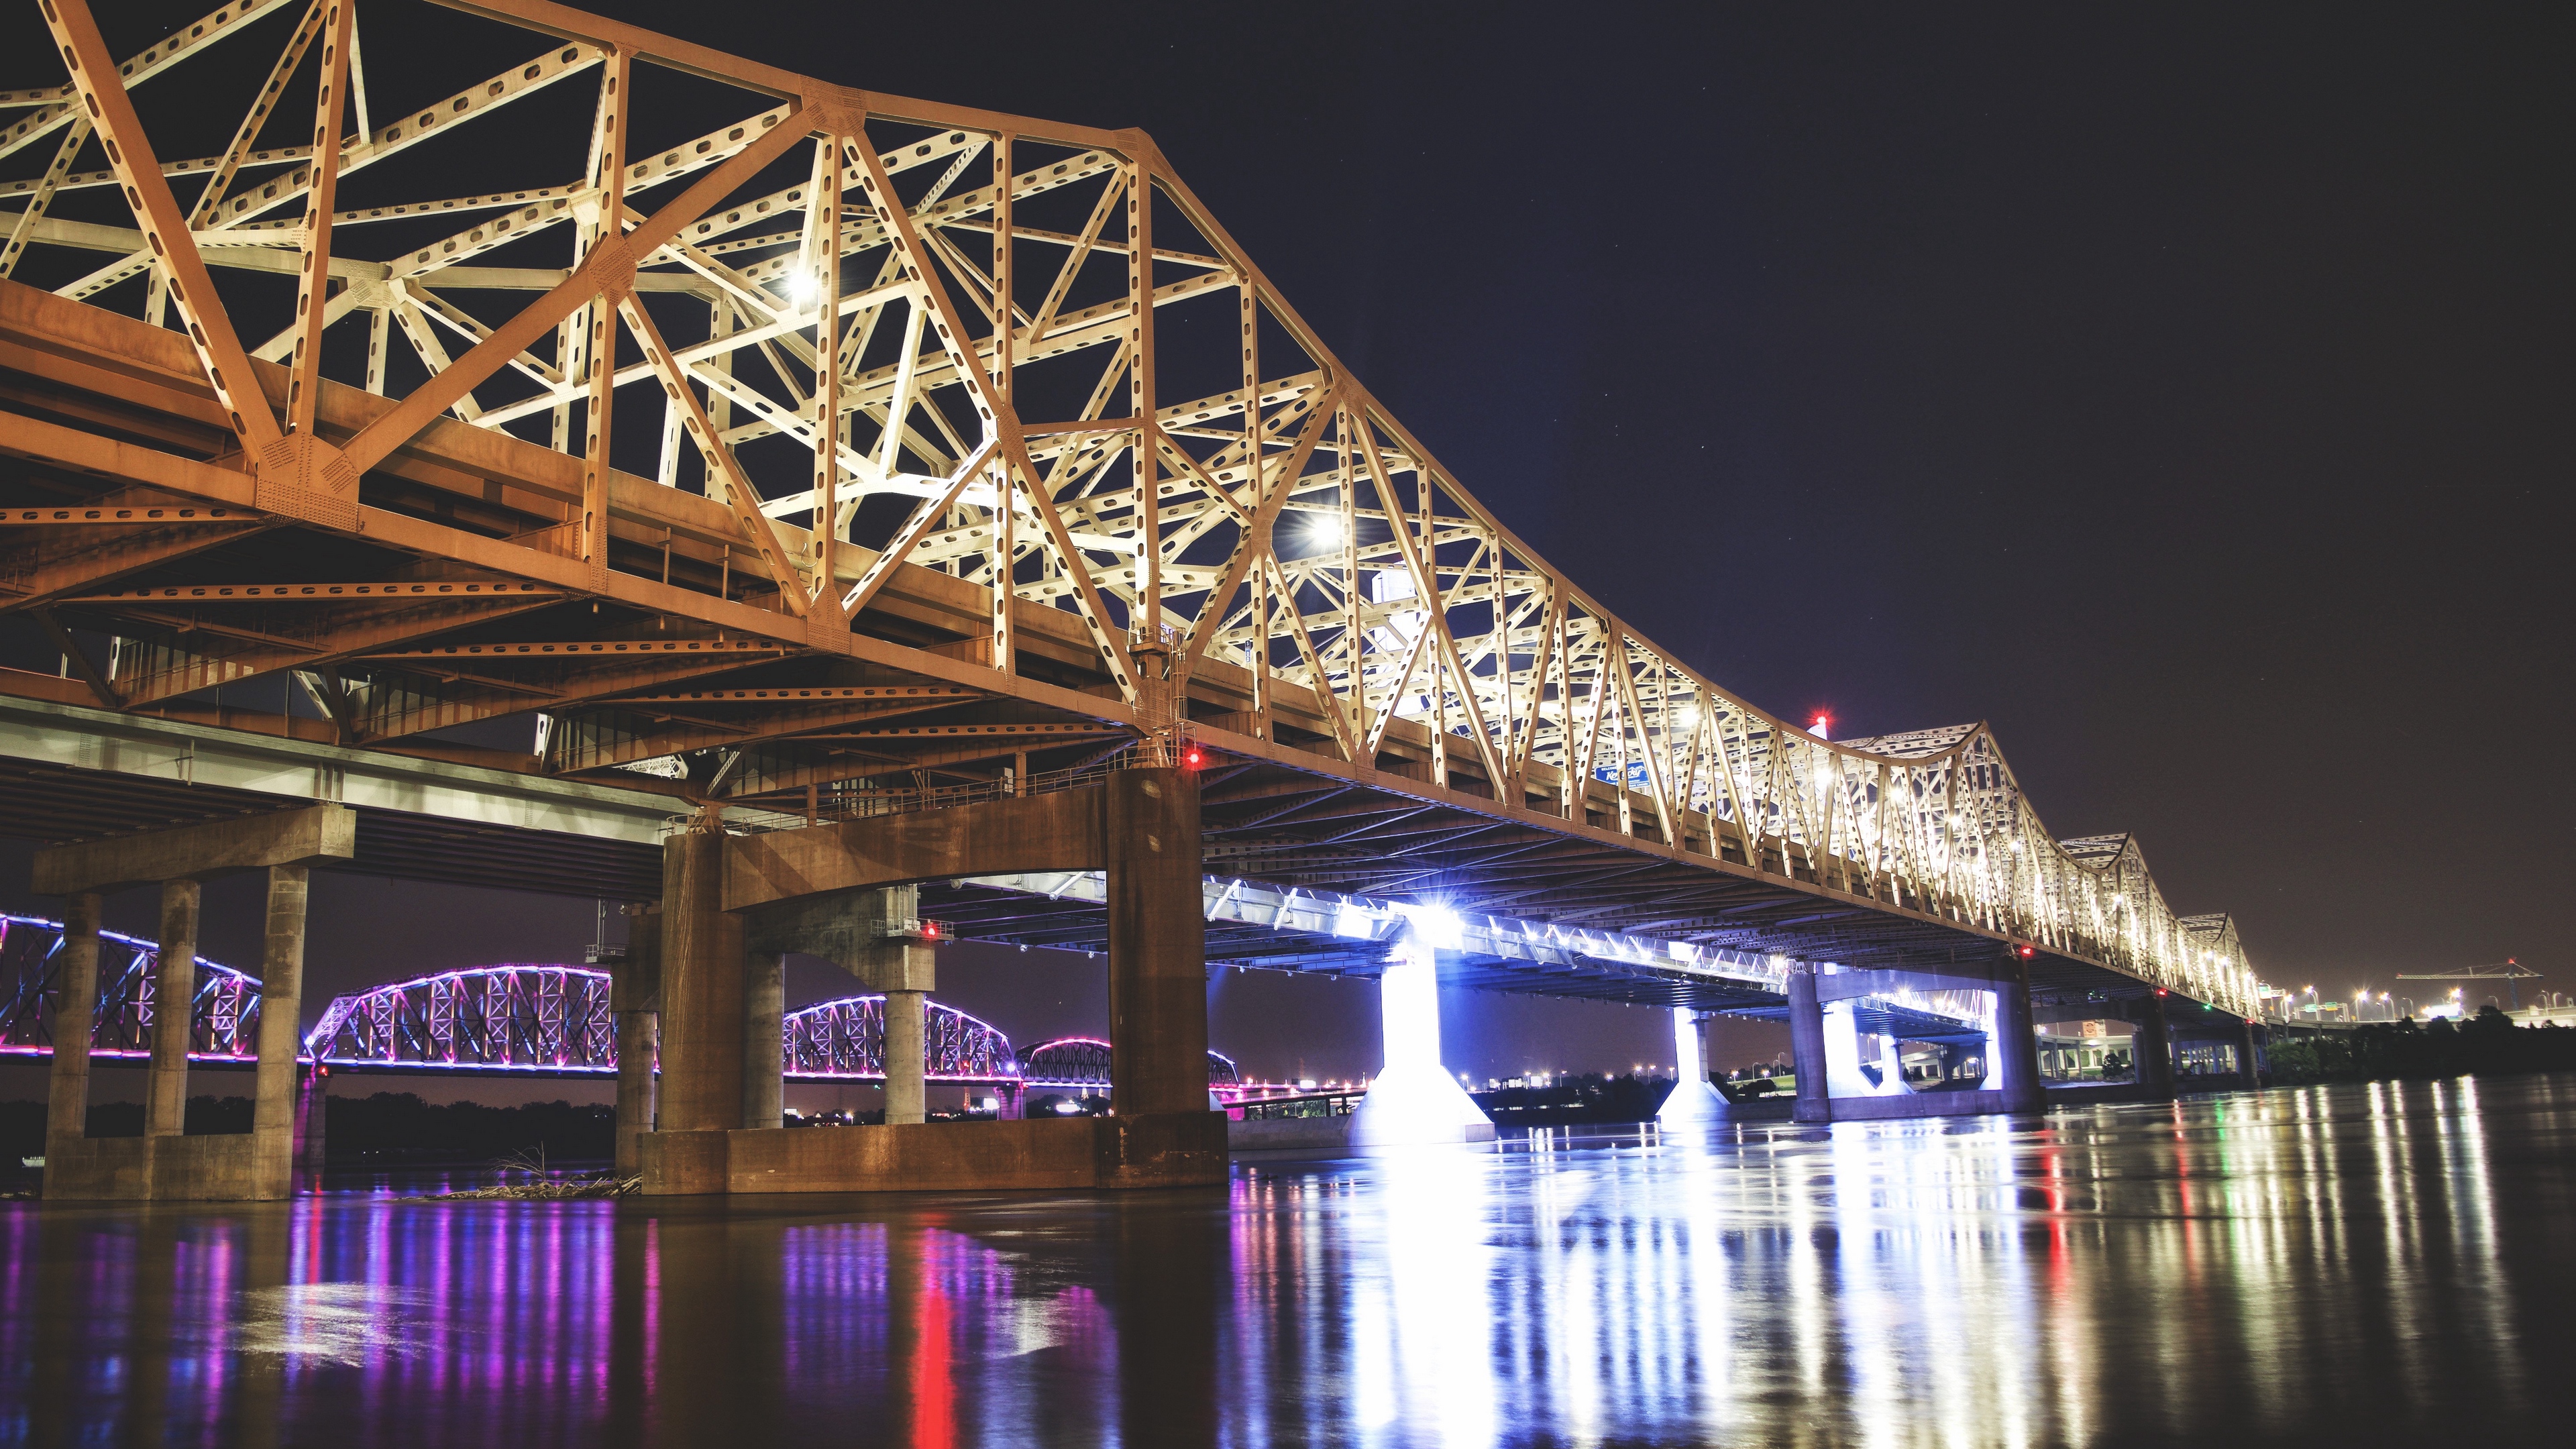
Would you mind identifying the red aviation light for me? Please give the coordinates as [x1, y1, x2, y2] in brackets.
[2017, 943, 2037, 960]
[1184, 746, 1204, 769]
[922, 922, 939, 940]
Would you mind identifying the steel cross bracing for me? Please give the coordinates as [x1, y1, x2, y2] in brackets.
[0, 0, 2264, 1014]
[299, 963, 1018, 1079]
[0, 911, 259, 1062]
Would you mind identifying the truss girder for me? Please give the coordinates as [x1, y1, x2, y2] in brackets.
[0, 0, 2261, 1012]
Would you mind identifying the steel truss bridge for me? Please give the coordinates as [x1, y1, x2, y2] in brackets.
[0, 0, 2268, 1020]
[0, 910, 258, 1062]
[0, 914, 1279, 1089]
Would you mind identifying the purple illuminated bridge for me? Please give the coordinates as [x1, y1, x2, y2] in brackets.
[1, 914, 1273, 1097]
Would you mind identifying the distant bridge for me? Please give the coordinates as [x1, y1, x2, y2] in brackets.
[1, 914, 1277, 1095]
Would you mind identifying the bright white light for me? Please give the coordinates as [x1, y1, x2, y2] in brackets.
[1052, 1099, 1083, 1115]
[1402, 903, 1463, 952]
[1333, 902, 1379, 941]
[1308, 515, 1342, 551]
[1297, 1077, 1318, 1089]
[787, 274, 817, 308]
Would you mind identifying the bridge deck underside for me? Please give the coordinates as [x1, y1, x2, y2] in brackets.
[928, 876, 2182, 1022]
[0, 276, 2198, 1002]
[0, 755, 659, 898]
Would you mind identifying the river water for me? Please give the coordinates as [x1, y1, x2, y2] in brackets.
[3, 1076, 2573, 1447]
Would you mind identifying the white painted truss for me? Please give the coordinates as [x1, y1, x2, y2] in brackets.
[0, 0, 2263, 1013]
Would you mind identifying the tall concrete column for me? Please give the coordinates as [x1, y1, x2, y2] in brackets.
[43, 892, 102, 1146]
[1992, 957, 2047, 1113]
[1656, 1008, 1727, 1126]
[1787, 970, 1831, 1124]
[2239, 1019, 2264, 1089]
[2134, 996, 2176, 1100]
[1104, 768, 1209, 1117]
[1349, 931, 1494, 1146]
[659, 826, 747, 1134]
[612, 906, 661, 1177]
[145, 879, 201, 1138]
[1823, 1000, 1909, 1099]
[883, 989, 926, 1124]
[249, 865, 307, 1192]
[741, 954, 784, 1130]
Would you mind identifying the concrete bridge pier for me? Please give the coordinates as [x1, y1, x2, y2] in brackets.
[652, 822, 747, 1188]
[1348, 928, 1496, 1148]
[611, 904, 661, 1178]
[1788, 971, 1832, 1124]
[645, 767, 1224, 1194]
[145, 880, 199, 1138]
[1991, 955, 2047, 1114]
[2239, 1019, 2265, 1089]
[1822, 1000, 1911, 1101]
[249, 864, 311, 1187]
[33, 805, 356, 1200]
[2133, 996, 2176, 1100]
[859, 885, 935, 1126]
[1656, 1009, 1729, 1126]
[42, 891, 101, 1152]
[743, 955, 785, 1131]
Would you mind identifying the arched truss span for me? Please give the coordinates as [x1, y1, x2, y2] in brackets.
[0, 914, 258, 1061]
[305, 963, 614, 1073]
[782, 994, 1017, 1083]
[0, 0, 2261, 1013]
[1020, 1036, 1240, 1091]
[301, 966, 1020, 1080]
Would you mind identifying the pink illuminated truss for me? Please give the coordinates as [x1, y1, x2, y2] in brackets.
[0, 913, 259, 1063]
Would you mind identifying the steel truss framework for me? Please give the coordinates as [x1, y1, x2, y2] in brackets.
[782, 991, 1016, 1083]
[305, 961, 610, 1071]
[0, 0, 2262, 1014]
[1020, 1035, 1240, 1092]
[299, 963, 1019, 1079]
[0, 912, 258, 1060]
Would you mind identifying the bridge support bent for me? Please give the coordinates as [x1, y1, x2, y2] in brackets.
[1656, 1009, 1729, 1127]
[645, 769, 1225, 1194]
[33, 805, 355, 1200]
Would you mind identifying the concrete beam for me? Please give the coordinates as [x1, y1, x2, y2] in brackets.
[32, 804, 356, 895]
[723, 790, 1105, 912]
[0, 696, 698, 849]
[743, 885, 934, 991]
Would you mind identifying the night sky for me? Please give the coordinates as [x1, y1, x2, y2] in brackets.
[3, 3, 2567, 1097]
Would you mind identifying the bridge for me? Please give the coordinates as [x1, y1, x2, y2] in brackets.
[0, 0, 2275, 1199]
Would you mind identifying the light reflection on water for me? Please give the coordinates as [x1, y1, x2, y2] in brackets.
[3, 1077, 2574, 1446]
